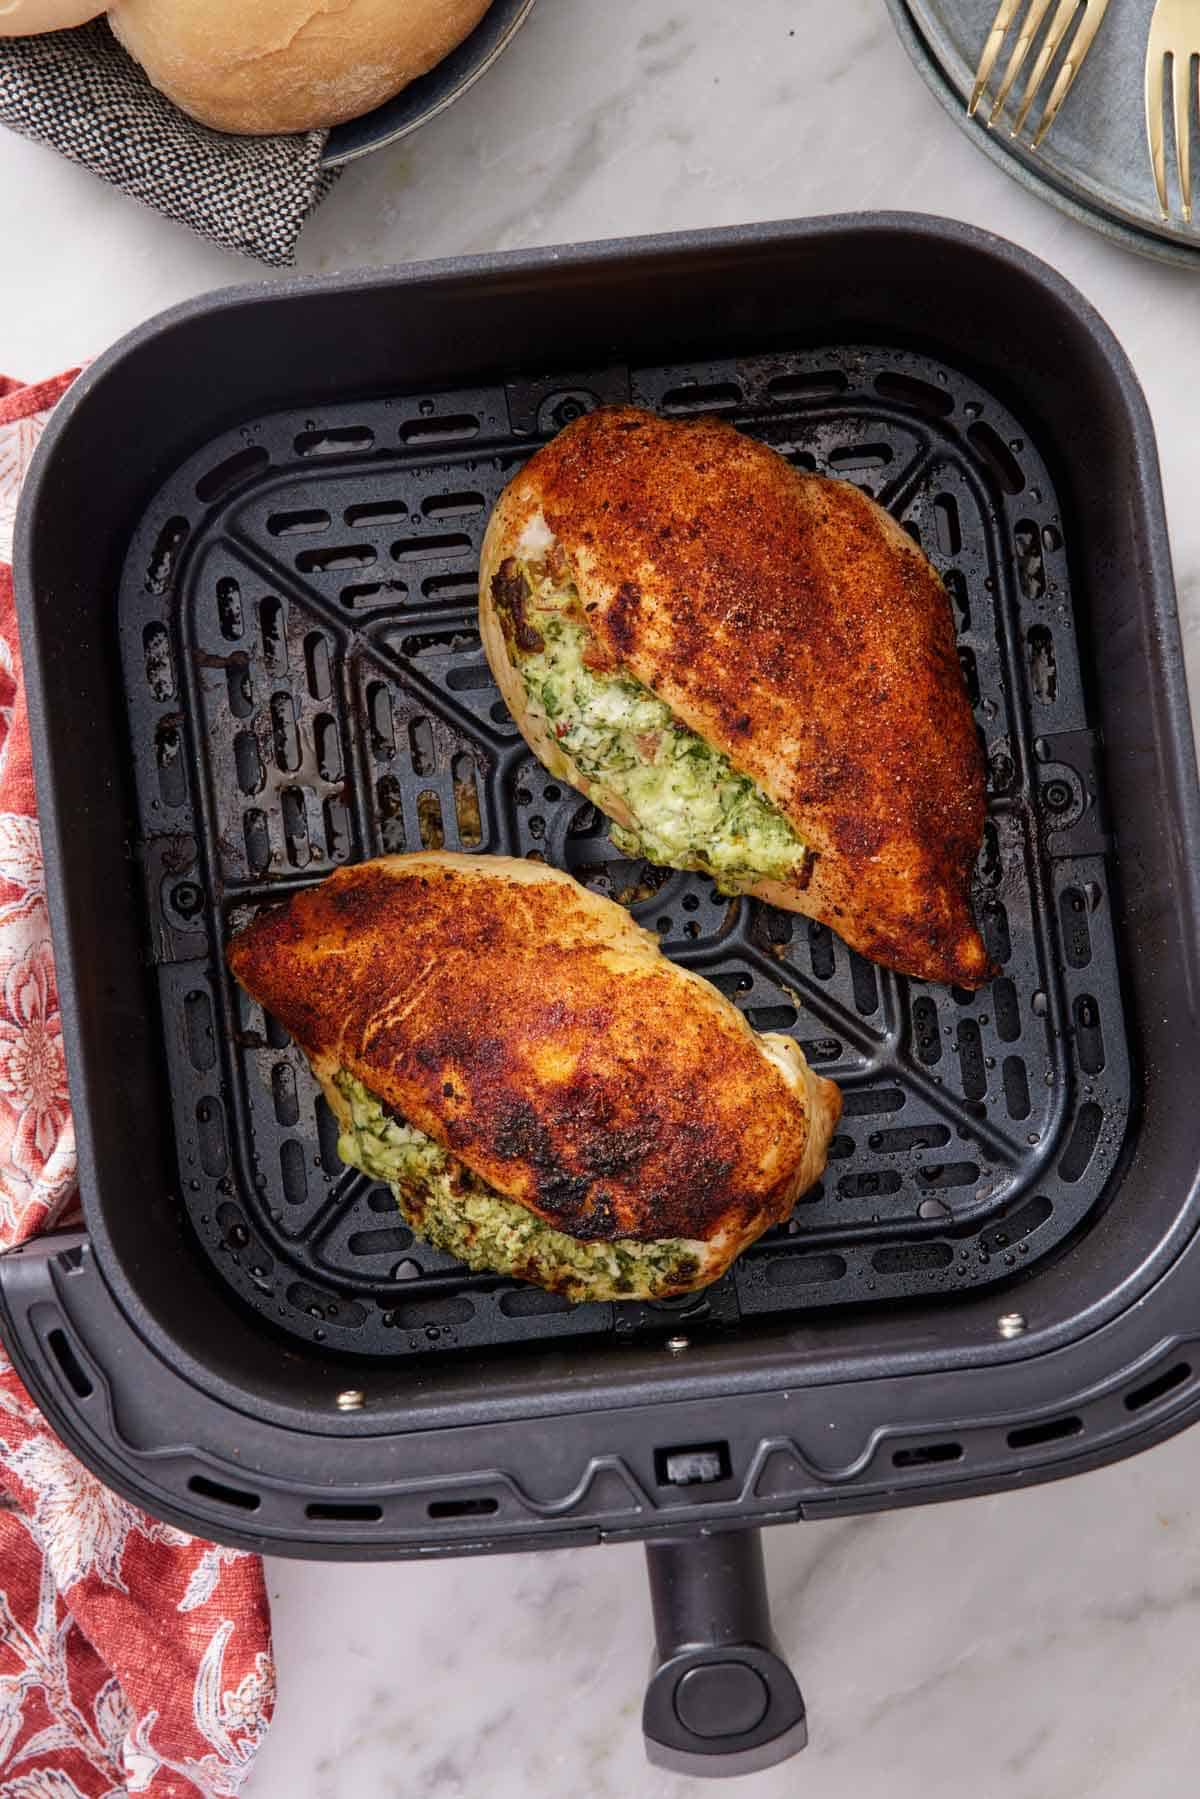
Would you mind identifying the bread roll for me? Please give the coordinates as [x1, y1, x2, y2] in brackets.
[0, 0, 105, 35]
[106, 0, 495, 135]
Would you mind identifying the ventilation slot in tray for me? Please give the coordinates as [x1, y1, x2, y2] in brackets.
[1124, 1361, 1191, 1413]
[188, 1473, 261, 1512]
[892, 1441, 962, 1469]
[428, 1496, 499, 1519]
[1007, 1415, 1082, 1450]
[47, 1327, 93, 1399]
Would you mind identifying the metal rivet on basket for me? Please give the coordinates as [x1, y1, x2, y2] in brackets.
[336, 1389, 365, 1411]
[666, 1335, 690, 1354]
[997, 1312, 1027, 1340]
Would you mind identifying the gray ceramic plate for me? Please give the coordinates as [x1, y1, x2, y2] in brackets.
[321, 0, 534, 167]
[887, 0, 1200, 271]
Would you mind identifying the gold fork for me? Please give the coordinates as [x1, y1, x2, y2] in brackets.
[1146, 0, 1200, 222]
[969, 0, 1112, 147]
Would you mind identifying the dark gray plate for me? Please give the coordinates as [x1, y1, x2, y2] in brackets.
[321, 0, 534, 168]
[887, 0, 1200, 270]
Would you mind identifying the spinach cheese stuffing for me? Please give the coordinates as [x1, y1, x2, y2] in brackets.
[333, 1071, 704, 1303]
[490, 553, 810, 893]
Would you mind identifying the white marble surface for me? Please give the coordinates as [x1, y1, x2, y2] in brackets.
[254, 1430, 1200, 1799]
[4, 2, 1200, 1793]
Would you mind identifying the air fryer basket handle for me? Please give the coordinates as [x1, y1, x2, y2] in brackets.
[642, 1528, 807, 1776]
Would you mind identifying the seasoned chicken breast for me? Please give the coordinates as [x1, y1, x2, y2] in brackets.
[480, 406, 991, 988]
[227, 853, 841, 1302]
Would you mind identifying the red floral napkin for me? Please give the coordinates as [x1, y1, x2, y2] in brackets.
[0, 371, 275, 1798]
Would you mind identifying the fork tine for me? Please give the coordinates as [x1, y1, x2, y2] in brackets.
[1146, 47, 1169, 217]
[1173, 48, 1193, 224]
[1030, 0, 1111, 147]
[969, 0, 1025, 116]
[1012, 0, 1081, 136]
[989, 0, 1055, 125]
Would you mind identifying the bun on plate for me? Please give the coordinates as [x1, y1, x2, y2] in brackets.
[0, 1, 105, 35]
[106, 0, 495, 134]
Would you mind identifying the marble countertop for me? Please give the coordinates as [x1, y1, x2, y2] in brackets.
[3, 2, 1200, 1794]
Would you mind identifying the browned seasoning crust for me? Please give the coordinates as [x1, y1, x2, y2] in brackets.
[480, 406, 992, 987]
[227, 854, 840, 1264]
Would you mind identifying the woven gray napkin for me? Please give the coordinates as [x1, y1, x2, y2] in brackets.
[0, 20, 340, 267]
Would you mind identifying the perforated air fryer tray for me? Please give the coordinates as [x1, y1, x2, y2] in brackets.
[118, 341, 1130, 1359]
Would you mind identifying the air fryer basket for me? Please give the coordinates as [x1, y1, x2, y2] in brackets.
[5, 217, 1200, 1771]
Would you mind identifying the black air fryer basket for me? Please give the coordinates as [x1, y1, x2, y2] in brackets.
[5, 215, 1200, 1776]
